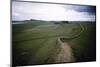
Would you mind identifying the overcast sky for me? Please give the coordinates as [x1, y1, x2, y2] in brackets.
[12, 1, 96, 21]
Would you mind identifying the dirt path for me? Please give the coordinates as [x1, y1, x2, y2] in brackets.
[54, 38, 75, 63]
[47, 38, 75, 63]
[52, 24, 84, 63]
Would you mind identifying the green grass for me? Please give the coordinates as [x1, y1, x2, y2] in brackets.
[12, 22, 96, 66]
[73, 24, 96, 61]
[62, 23, 96, 62]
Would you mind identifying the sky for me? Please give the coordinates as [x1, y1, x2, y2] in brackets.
[12, 1, 96, 21]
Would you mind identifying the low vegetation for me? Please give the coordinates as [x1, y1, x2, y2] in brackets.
[12, 20, 96, 66]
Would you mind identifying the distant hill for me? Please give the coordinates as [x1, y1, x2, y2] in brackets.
[12, 19, 49, 24]
[12, 19, 95, 24]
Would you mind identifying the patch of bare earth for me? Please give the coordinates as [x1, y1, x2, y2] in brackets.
[47, 38, 75, 63]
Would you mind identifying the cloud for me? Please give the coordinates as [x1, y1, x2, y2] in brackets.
[12, 1, 96, 21]
[66, 10, 95, 21]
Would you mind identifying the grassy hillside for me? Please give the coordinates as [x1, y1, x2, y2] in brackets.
[62, 23, 96, 62]
[12, 21, 96, 66]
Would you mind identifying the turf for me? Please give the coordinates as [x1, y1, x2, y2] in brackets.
[12, 21, 96, 66]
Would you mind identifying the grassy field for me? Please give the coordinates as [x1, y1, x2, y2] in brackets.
[62, 23, 96, 62]
[12, 21, 96, 66]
